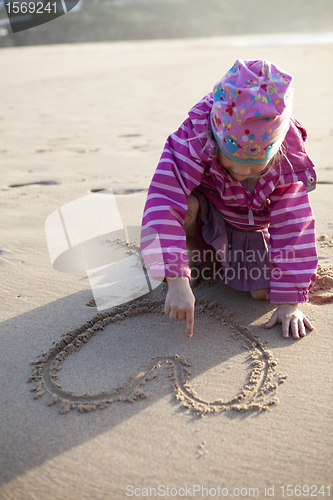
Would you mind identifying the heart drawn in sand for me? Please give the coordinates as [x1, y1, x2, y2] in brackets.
[28, 299, 287, 415]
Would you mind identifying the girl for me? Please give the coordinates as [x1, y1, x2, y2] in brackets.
[141, 59, 317, 340]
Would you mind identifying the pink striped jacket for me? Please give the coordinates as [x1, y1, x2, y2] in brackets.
[141, 94, 318, 304]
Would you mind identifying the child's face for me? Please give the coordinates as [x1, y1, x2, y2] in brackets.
[218, 150, 269, 181]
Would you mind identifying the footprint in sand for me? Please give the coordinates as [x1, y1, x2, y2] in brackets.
[8, 181, 60, 188]
[89, 188, 147, 194]
[118, 134, 141, 138]
[28, 299, 287, 415]
[77, 148, 99, 154]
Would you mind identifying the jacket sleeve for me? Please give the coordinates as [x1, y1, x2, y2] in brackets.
[141, 118, 207, 280]
[267, 181, 317, 303]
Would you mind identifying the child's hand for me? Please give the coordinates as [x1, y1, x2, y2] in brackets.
[265, 303, 314, 339]
[165, 277, 195, 338]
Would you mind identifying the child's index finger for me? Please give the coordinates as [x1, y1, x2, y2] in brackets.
[184, 312, 194, 338]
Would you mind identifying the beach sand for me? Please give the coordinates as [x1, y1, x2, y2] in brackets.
[0, 36, 332, 499]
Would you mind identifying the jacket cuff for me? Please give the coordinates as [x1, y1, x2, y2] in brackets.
[165, 263, 191, 279]
[267, 288, 308, 304]
[148, 263, 191, 281]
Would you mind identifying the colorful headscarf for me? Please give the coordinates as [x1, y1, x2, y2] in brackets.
[210, 59, 293, 163]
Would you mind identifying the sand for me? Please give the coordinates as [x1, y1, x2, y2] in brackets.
[0, 36, 332, 499]
[27, 298, 287, 415]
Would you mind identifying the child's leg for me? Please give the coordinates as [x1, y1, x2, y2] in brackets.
[251, 289, 268, 300]
[184, 194, 200, 285]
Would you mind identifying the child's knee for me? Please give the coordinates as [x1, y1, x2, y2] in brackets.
[184, 194, 199, 233]
[250, 288, 268, 300]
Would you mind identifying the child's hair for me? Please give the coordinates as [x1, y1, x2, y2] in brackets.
[269, 141, 288, 168]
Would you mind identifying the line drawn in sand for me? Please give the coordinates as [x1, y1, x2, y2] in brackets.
[28, 299, 287, 416]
